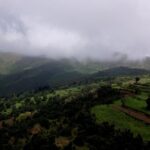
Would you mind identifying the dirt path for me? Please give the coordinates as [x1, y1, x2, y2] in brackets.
[113, 105, 150, 124]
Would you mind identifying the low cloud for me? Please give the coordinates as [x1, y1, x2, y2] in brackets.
[0, 0, 150, 60]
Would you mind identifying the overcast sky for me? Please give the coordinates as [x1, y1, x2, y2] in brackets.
[0, 0, 150, 60]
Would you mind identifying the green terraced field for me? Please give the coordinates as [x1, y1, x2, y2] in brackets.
[91, 105, 150, 141]
[114, 96, 150, 115]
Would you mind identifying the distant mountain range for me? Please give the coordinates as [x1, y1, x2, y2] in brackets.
[0, 52, 149, 96]
[0, 52, 105, 75]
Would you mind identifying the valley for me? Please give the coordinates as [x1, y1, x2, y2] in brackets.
[0, 72, 150, 149]
[0, 53, 150, 149]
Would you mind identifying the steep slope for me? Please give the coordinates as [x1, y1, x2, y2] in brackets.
[0, 61, 85, 96]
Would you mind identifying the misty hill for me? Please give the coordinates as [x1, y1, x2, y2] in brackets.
[0, 52, 104, 75]
[0, 66, 149, 96]
[0, 52, 150, 96]
[0, 62, 85, 96]
[0, 52, 150, 75]
[0, 52, 22, 74]
[0, 52, 52, 75]
[92, 67, 149, 79]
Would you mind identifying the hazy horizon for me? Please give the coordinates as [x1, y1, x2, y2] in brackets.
[0, 0, 150, 60]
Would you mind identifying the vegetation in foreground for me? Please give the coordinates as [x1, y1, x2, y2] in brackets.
[0, 75, 150, 149]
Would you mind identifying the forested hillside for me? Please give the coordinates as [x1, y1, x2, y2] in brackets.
[0, 62, 148, 97]
[0, 53, 150, 149]
[0, 75, 150, 149]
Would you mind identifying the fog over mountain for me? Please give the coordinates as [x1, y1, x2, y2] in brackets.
[0, 0, 150, 60]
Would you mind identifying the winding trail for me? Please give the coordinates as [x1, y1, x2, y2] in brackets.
[113, 105, 150, 124]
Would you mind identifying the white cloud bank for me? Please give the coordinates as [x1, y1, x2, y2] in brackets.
[0, 0, 150, 60]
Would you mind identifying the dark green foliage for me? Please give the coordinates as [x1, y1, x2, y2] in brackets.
[146, 97, 150, 110]
[24, 134, 58, 150]
[135, 77, 140, 84]
[96, 85, 120, 104]
[0, 86, 149, 150]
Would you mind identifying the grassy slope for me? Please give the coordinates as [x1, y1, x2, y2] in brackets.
[91, 105, 150, 141]
[115, 94, 150, 115]
[92, 76, 150, 141]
